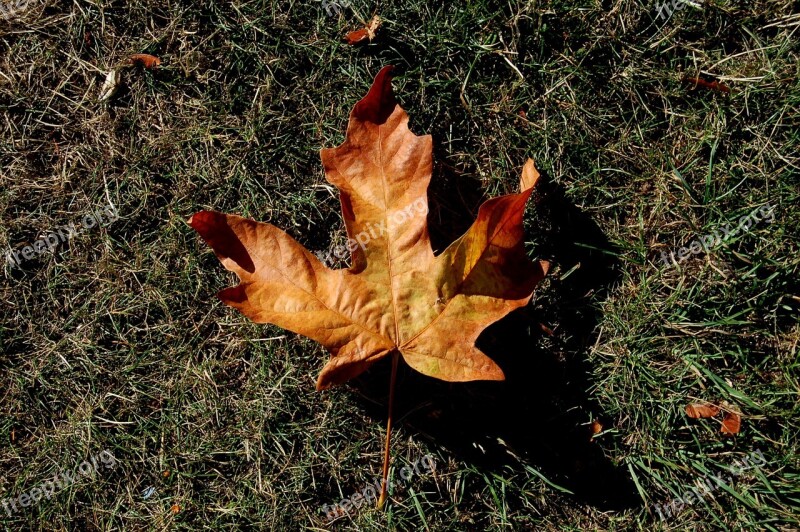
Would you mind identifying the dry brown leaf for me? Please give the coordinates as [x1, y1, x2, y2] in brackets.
[721, 411, 741, 434]
[189, 65, 549, 507]
[190, 65, 548, 389]
[345, 15, 381, 45]
[129, 53, 161, 69]
[682, 75, 730, 93]
[685, 403, 720, 419]
[538, 322, 555, 336]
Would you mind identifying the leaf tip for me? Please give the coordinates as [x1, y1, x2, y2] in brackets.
[520, 159, 540, 192]
[187, 210, 211, 231]
[538, 260, 551, 277]
[353, 65, 397, 125]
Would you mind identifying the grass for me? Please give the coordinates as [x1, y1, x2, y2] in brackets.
[1, 0, 798, 530]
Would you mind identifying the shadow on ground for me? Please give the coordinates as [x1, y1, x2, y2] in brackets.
[350, 161, 639, 511]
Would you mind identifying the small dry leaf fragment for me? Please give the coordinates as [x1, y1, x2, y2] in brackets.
[345, 15, 381, 44]
[538, 322, 554, 336]
[99, 69, 121, 102]
[682, 75, 730, 93]
[129, 53, 161, 69]
[721, 411, 741, 434]
[326, 504, 347, 520]
[685, 403, 720, 419]
[588, 419, 603, 441]
[344, 28, 369, 44]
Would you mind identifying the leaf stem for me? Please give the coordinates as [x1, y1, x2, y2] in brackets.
[377, 350, 400, 508]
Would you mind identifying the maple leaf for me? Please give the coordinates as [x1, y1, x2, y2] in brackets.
[189, 65, 549, 507]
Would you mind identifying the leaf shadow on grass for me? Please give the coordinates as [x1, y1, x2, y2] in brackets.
[350, 161, 640, 512]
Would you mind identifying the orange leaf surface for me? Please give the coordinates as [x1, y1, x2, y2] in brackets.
[721, 411, 741, 434]
[189, 66, 549, 390]
[685, 403, 720, 418]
